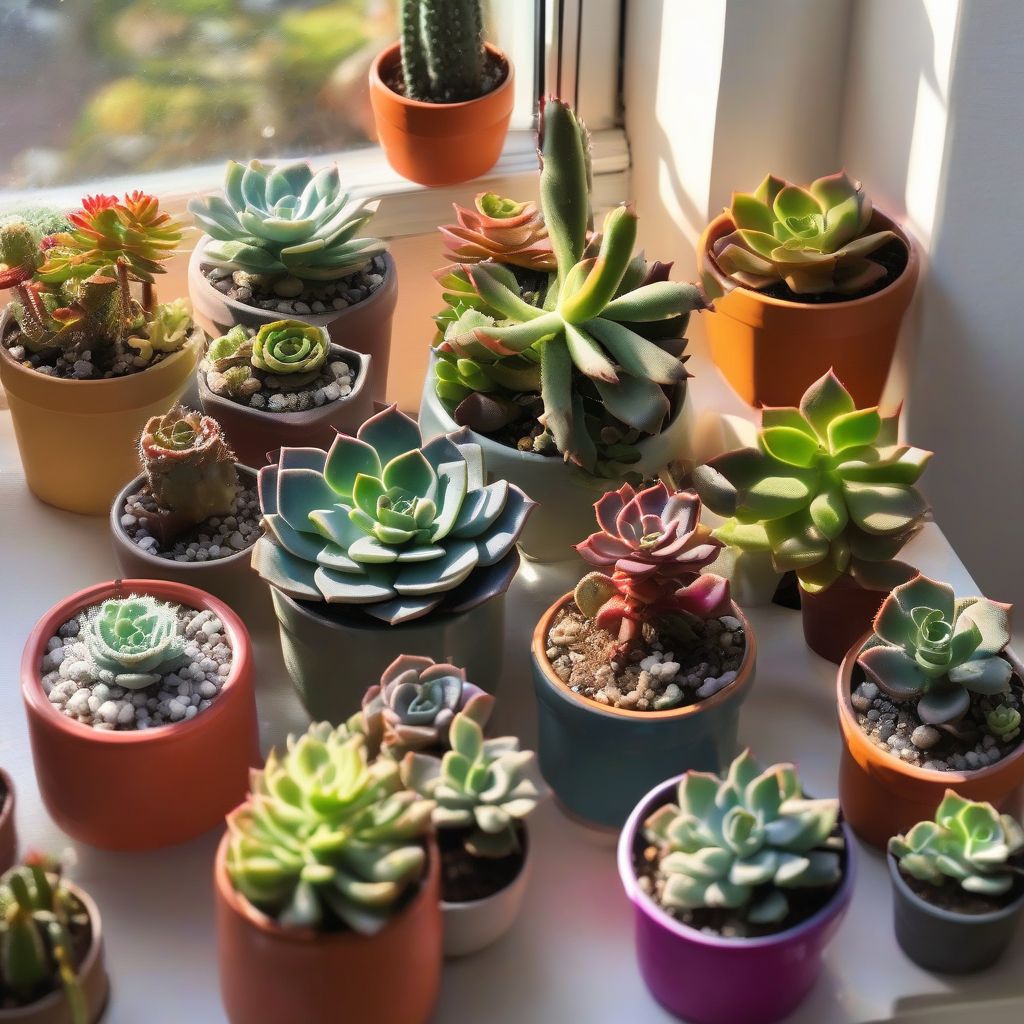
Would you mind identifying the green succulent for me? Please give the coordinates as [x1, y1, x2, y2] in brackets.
[858, 574, 1013, 725]
[128, 298, 193, 362]
[987, 706, 1021, 743]
[402, 712, 547, 858]
[226, 722, 434, 934]
[890, 790, 1024, 897]
[642, 750, 843, 926]
[693, 370, 931, 593]
[400, 0, 485, 104]
[0, 220, 43, 289]
[711, 172, 898, 295]
[252, 320, 328, 377]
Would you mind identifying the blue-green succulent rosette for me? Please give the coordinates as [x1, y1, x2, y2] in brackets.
[252, 405, 535, 624]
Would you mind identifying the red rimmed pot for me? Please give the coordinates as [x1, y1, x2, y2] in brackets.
[214, 828, 442, 1024]
[0, 768, 16, 874]
[21, 580, 260, 851]
[618, 775, 855, 1024]
[801, 572, 889, 665]
[837, 636, 1024, 848]
[369, 42, 514, 187]
[698, 210, 918, 408]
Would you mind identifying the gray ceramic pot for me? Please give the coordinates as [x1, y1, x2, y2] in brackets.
[197, 340, 373, 470]
[530, 593, 757, 828]
[418, 355, 692, 563]
[270, 586, 506, 724]
[888, 854, 1024, 973]
[189, 238, 397, 406]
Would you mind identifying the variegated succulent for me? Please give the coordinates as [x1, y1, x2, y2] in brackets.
[693, 370, 931, 594]
[252, 405, 534, 624]
[439, 193, 554, 271]
[857, 574, 1014, 726]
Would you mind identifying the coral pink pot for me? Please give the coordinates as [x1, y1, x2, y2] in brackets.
[21, 580, 260, 851]
[801, 573, 888, 664]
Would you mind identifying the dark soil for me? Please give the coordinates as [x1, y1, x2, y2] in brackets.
[899, 862, 1024, 916]
[438, 824, 526, 904]
[383, 48, 508, 102]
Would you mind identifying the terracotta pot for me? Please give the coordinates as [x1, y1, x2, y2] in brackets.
[197, 341, 373, 470]
[698, 210, 918, 408]
[0, 882, 109, 1024]
[0, 308, 200, 515]
[188, 240, 397, 406]
[214, 828, 442, 1024]
[369, 42, 514, 187]
[801, 573, 887, 664]
[837, 637, 1024, 848]
[0, 768, 16, 875]
[420, 358, 692, 562]
[531, 594, 757, 828]
[21, 580, 260, 851]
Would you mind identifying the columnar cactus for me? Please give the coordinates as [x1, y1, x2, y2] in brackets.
[857, 574, 1013, 725]
[439, 194, 555, 271]
[889, 791, 1024, 897]
[400, 0, 486, 103]
[226, 723, 434, 933]
[642, 751, 843, 926]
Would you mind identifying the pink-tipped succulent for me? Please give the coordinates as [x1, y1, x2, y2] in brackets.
[439, 193, 556, 272]
[573, 482, 732, 646]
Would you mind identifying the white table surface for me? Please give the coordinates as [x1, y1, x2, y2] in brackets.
[2, 395, 1023, 1024]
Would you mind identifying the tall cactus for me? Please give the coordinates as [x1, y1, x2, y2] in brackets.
[400, 0, 487, 103]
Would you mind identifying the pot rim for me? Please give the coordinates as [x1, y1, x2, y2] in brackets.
[698, 208, 920, 312]
[438, 823, 530, 912]
[531, 591, 757, 722]
[887, 851, 1024, 925]
[109, 466, 261, 575]
[836, 631, 1024, 784]
[21, 579, 252, 747]
[617, 774, 856, 949]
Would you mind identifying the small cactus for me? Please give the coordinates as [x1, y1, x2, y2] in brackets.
[0, 220, 43, 289]
[400, 0, 487, 103]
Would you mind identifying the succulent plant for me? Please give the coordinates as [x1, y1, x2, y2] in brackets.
[362, 655, 495, 758]
[693, 370, 931, 594]
[0, 220, 44, 290]
[642, 750, 843, 926]
[857, 574, 1013, 726]
[252, 321, 328, 378]
[226, 722, 434, 934]
[127, 297, 193, 363]
[252, 404, 533, 624]
[402, 712, 547, 858]
[82, 596, 186, 690]
[189, 160, 385, 289]
[573, 483, 731, 648]
[890, 790, 1024, 897]
[400, 0, 486, 104]
[0, 856, 89, 1023]
[987, 705, 1021, 743]
[710, 172, 898, 295]
[440, 193, 555, 271]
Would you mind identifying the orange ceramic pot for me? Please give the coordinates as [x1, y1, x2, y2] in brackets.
[0, 768, 16, 874]
[21, 580, 260, 851]
[698, 210, 918, 408]
[801, 573, 888, 665]
[837, 636, 1024, 849]
[214, 828, 443, 1024]
[369, 42, 514, 186]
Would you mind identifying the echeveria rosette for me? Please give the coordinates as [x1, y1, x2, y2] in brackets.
[189, 159, 386, 283]
[252, 320, 329, 377]
[439, 193, 555, 271]
[226, 723, 434, 934]
[711, 172, 897, 295]
[82, 596, 186, 690]
[643, 750, 843, 926]
[889, 790, 1024, 898]
[857, 574, 1013, 726]
[693, 369, 932, 594]
[362, 654, 495, 758]
[251, 405, 534, 624]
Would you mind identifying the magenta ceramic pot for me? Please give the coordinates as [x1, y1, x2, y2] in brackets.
[617, 775, 855, 1024]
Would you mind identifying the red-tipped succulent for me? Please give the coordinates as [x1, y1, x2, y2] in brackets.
[439, 192, 556, 271]
[574, 482, 732, 646]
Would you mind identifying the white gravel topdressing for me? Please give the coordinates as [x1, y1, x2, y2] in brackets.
[40, 605, 233, 731]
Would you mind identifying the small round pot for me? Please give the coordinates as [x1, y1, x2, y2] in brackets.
[369, 42, 514, 187]
[888, 853, 1024, 973]
[441, 829, 531, 958]
[109, 466, 267, 616]
[0, 768, 16, 875]
[531, 594, 757, 828]
[270, 585, 506, 724]
[214, 828, 442, 1024]
[801, 573, 887, 664]
[0, 881, 109, 1024]
[698, 209, 918, 408]
[0, 308, 200, 515]
[188, 241, 397, 406]
[837, 636, 1024, 848]
[197, 341, 373, 470]
[419, 362, 691, 562]
[618, 776, 855, 1024]
[21, 580, 260, 851]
